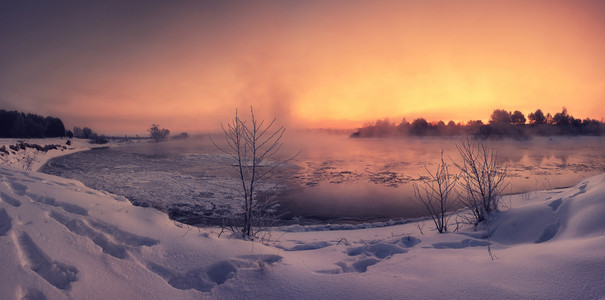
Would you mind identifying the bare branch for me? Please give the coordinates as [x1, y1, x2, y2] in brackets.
[213, 106, 295, 239]
[414, 150, 457, 233]
[453, 138, 508, 225]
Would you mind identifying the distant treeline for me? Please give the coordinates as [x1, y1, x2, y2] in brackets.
[351, 108, 605, 139]
[71, 126, 108, 144]
[0, 109, 66, 138]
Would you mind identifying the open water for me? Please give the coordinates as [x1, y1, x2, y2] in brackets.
[41, 133, 605, 224]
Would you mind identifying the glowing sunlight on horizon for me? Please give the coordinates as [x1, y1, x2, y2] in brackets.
[1, 0, 604, 134]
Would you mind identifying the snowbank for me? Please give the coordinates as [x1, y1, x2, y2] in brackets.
[0, 164, 604, 298]
[0, 138, 94, 172]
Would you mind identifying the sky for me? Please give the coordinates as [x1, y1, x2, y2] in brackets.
[1, 0, 604, 135]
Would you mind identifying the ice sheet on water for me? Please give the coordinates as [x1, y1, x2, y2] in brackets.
[40, 149, 288, 224]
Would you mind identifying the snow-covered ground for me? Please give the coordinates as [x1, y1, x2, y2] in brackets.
[0, 138, 102, 172]
[1, 140, 604, 299]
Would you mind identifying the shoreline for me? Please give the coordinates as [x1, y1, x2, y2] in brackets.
[1, 138, 94, 171]
[4, 137, 603, 228]
[0, 138, 136, 172]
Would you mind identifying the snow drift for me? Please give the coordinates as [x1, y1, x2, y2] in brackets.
[1, 164, 604, 299]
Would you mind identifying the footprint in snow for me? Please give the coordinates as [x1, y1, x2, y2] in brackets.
[20, 287, 46, 300]
[431, 239, 491, 249]
[49, 211, 159, 260]
[147, 254, 282, 292]
[88, 219, 159, 247]
[147, 263, 216, 292]
[8, 180, 28, 196]
[0, 169, 13, 176]
[50, 211, 128, 259]
[0, 207, 12, 236]
[276, 241, 332, 251]
[1, 191, 21, 207]
[548, 198, 563, 211]
[316, 236, 420, 274]
[237, 254, 283, 264]
[17, 232, 79, 290]
[346, 242, 408, 259]
[27, 192, 88, 216]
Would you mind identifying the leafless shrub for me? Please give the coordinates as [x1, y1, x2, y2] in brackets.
[148, 124, 170, 143]
[454, 139, 508, 225]
[212, 107, 296, 239]
[413, 151, 457, 233]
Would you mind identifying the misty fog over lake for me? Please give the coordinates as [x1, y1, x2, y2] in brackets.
[41, 133, 605, 224]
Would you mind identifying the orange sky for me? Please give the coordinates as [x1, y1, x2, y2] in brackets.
[1, 0, 604, 134]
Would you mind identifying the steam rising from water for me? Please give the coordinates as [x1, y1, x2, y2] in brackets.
[282, 133, 605, 220]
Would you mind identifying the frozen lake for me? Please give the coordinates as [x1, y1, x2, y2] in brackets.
[40, 133, 605, 224]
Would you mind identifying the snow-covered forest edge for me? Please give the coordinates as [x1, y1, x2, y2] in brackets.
[1, 139, 604, 299]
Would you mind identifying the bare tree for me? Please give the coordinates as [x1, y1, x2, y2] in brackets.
[454, 138, 508, 225]
[82, 127, 93, 139]
[414, 151, 457, 233]
[213, 107, 292, 239]
[149, 124, 170, 142]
